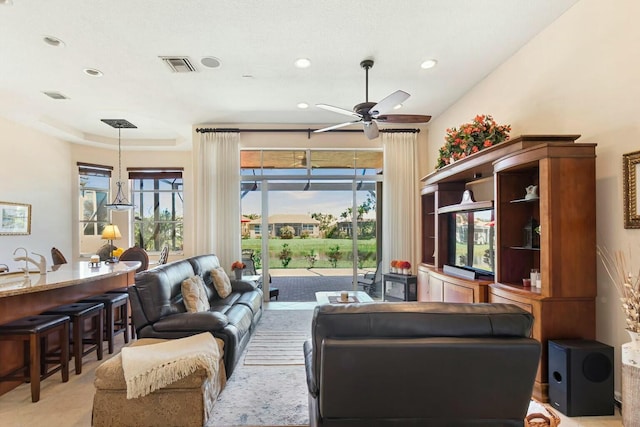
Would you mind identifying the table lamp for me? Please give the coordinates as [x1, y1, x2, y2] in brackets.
[101, 224, 121, 263]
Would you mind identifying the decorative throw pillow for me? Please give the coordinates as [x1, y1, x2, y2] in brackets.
[181, 275, 210, 313]
[210, 267, 232, 298]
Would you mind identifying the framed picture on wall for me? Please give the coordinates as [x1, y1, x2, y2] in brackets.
[0, 201, 31, 235]
[623, 150, 640, 229]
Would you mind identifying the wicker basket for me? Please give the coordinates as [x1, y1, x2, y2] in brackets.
[622, 344, 640, 426]
[525, 408, 560, 427]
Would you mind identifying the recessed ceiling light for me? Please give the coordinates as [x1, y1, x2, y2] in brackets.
[43, 36, 65, 47]
[297, 102, 309, 109]
[294, 58, 311, 69]
[420, 59, 438, 69]
[83, 68, 103, 77]
[201, 56, 222, 69]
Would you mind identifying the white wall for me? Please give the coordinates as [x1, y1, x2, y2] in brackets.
[0, 117, 73, 271]
[419, 0, 640, 396]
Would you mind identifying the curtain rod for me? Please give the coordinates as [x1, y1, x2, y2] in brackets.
[195, 127, 420, 138]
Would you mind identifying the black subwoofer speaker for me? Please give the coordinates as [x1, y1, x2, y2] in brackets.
[548, 339, 614, 417]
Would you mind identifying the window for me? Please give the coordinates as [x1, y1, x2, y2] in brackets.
[78, 162, 112, 256]
[129, 168, 184, 252]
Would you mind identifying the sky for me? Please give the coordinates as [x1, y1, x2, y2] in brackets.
[241, 190, 374, 219]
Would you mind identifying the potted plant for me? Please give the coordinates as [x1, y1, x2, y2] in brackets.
[435, 114, 511, 169]
[231, 260, 246, 280]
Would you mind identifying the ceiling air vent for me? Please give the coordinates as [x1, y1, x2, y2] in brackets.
[159, 56, 197, 73]
[43, 91, 69, 100]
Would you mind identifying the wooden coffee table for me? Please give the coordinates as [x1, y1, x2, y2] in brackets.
[315, 291, 374, 304]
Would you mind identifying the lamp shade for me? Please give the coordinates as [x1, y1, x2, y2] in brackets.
[101, 224, 122, 240]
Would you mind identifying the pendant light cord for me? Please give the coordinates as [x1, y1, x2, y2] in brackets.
[117, 127, 123, 183]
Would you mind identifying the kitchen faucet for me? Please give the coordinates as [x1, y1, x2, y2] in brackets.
[13, 247, 47, 275]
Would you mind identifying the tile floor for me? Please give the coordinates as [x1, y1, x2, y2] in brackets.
[0, 301, 624, 427]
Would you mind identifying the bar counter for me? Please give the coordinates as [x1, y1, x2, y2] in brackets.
[0, 260, 140, 396]
[0, 261, 140, 299]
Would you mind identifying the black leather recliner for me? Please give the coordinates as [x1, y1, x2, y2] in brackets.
[304, 302, 541, 427]
[128, 254, 263, 377]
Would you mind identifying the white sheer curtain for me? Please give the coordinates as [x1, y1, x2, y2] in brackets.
[193, 131, 241, 272]
[381, 132, 418, 271]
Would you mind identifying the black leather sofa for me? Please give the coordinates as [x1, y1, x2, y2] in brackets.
[304, 302, 540, 427]
[128, 254, 263, 377]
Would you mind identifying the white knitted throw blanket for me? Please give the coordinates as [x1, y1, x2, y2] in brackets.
[121, 332, 220, 399]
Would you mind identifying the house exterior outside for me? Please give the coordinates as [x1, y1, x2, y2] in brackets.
[248, 214, 320, 238]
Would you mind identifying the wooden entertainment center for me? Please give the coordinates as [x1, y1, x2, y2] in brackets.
[418, 135, 597, 402]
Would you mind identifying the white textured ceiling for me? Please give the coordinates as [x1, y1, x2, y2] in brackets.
[0, 0, 578, 149]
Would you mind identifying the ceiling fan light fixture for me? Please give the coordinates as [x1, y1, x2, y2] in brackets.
[420, 59, 438, 69]
[101, 119, 137, 211]
[294, 58, 311, 69]
[315, 59, 432, 139]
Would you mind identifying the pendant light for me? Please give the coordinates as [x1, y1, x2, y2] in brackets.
[101, 119, 137, 211]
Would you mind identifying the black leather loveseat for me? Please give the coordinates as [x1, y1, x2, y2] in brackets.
[304, 302, 540, 427]
[128, 254, 263, 377]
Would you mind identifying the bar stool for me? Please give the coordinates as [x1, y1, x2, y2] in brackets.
[0, 314, 70, 402]
[80, 292, 129, 354]
[43, 302, 104, 375]
[106, 287, 136, 339]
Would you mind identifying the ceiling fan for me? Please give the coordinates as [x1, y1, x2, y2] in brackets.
[314, 59, 432, 140]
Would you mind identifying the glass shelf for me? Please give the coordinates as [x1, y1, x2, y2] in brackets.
[510, 197, 539, 203]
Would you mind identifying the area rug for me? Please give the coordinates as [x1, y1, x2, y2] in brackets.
[207, 310, 313, 427]
[244, 331, 308, 366]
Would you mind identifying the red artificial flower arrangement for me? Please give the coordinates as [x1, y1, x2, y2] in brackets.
[435, 114, 511, 169]
[390, 260, 412, 273]
[231, 261, 246, 271]
[397, 260, 411, 270]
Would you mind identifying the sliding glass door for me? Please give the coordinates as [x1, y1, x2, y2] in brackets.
[240, 150, 382, 301]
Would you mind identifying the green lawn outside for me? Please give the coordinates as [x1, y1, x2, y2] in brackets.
[241, 238, 377, 269]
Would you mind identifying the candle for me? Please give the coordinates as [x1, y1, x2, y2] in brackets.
[90, 255, 100, 264]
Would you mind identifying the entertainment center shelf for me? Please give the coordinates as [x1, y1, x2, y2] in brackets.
[418, 135, 597, 402]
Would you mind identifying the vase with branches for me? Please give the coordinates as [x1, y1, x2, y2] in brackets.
[598, 246, 640, 343]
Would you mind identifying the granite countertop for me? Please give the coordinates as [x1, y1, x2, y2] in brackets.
[0, 261, 141, 298]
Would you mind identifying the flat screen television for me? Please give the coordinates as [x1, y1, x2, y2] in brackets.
[447, 209, 495, 278]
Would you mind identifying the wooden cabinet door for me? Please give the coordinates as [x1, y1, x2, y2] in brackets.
[428, 276, 444, 302]
[443, 281, 475, 303]
[489, 291, 533, 314]
[417, 267, 430, 301]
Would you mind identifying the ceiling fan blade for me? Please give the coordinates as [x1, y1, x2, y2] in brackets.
[316, 104, 361, 118]
[363, 121, 379, 140]
[314, 120, 361, 133]
[375, 114, 432, 124]
[369, 90, 410, 116]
